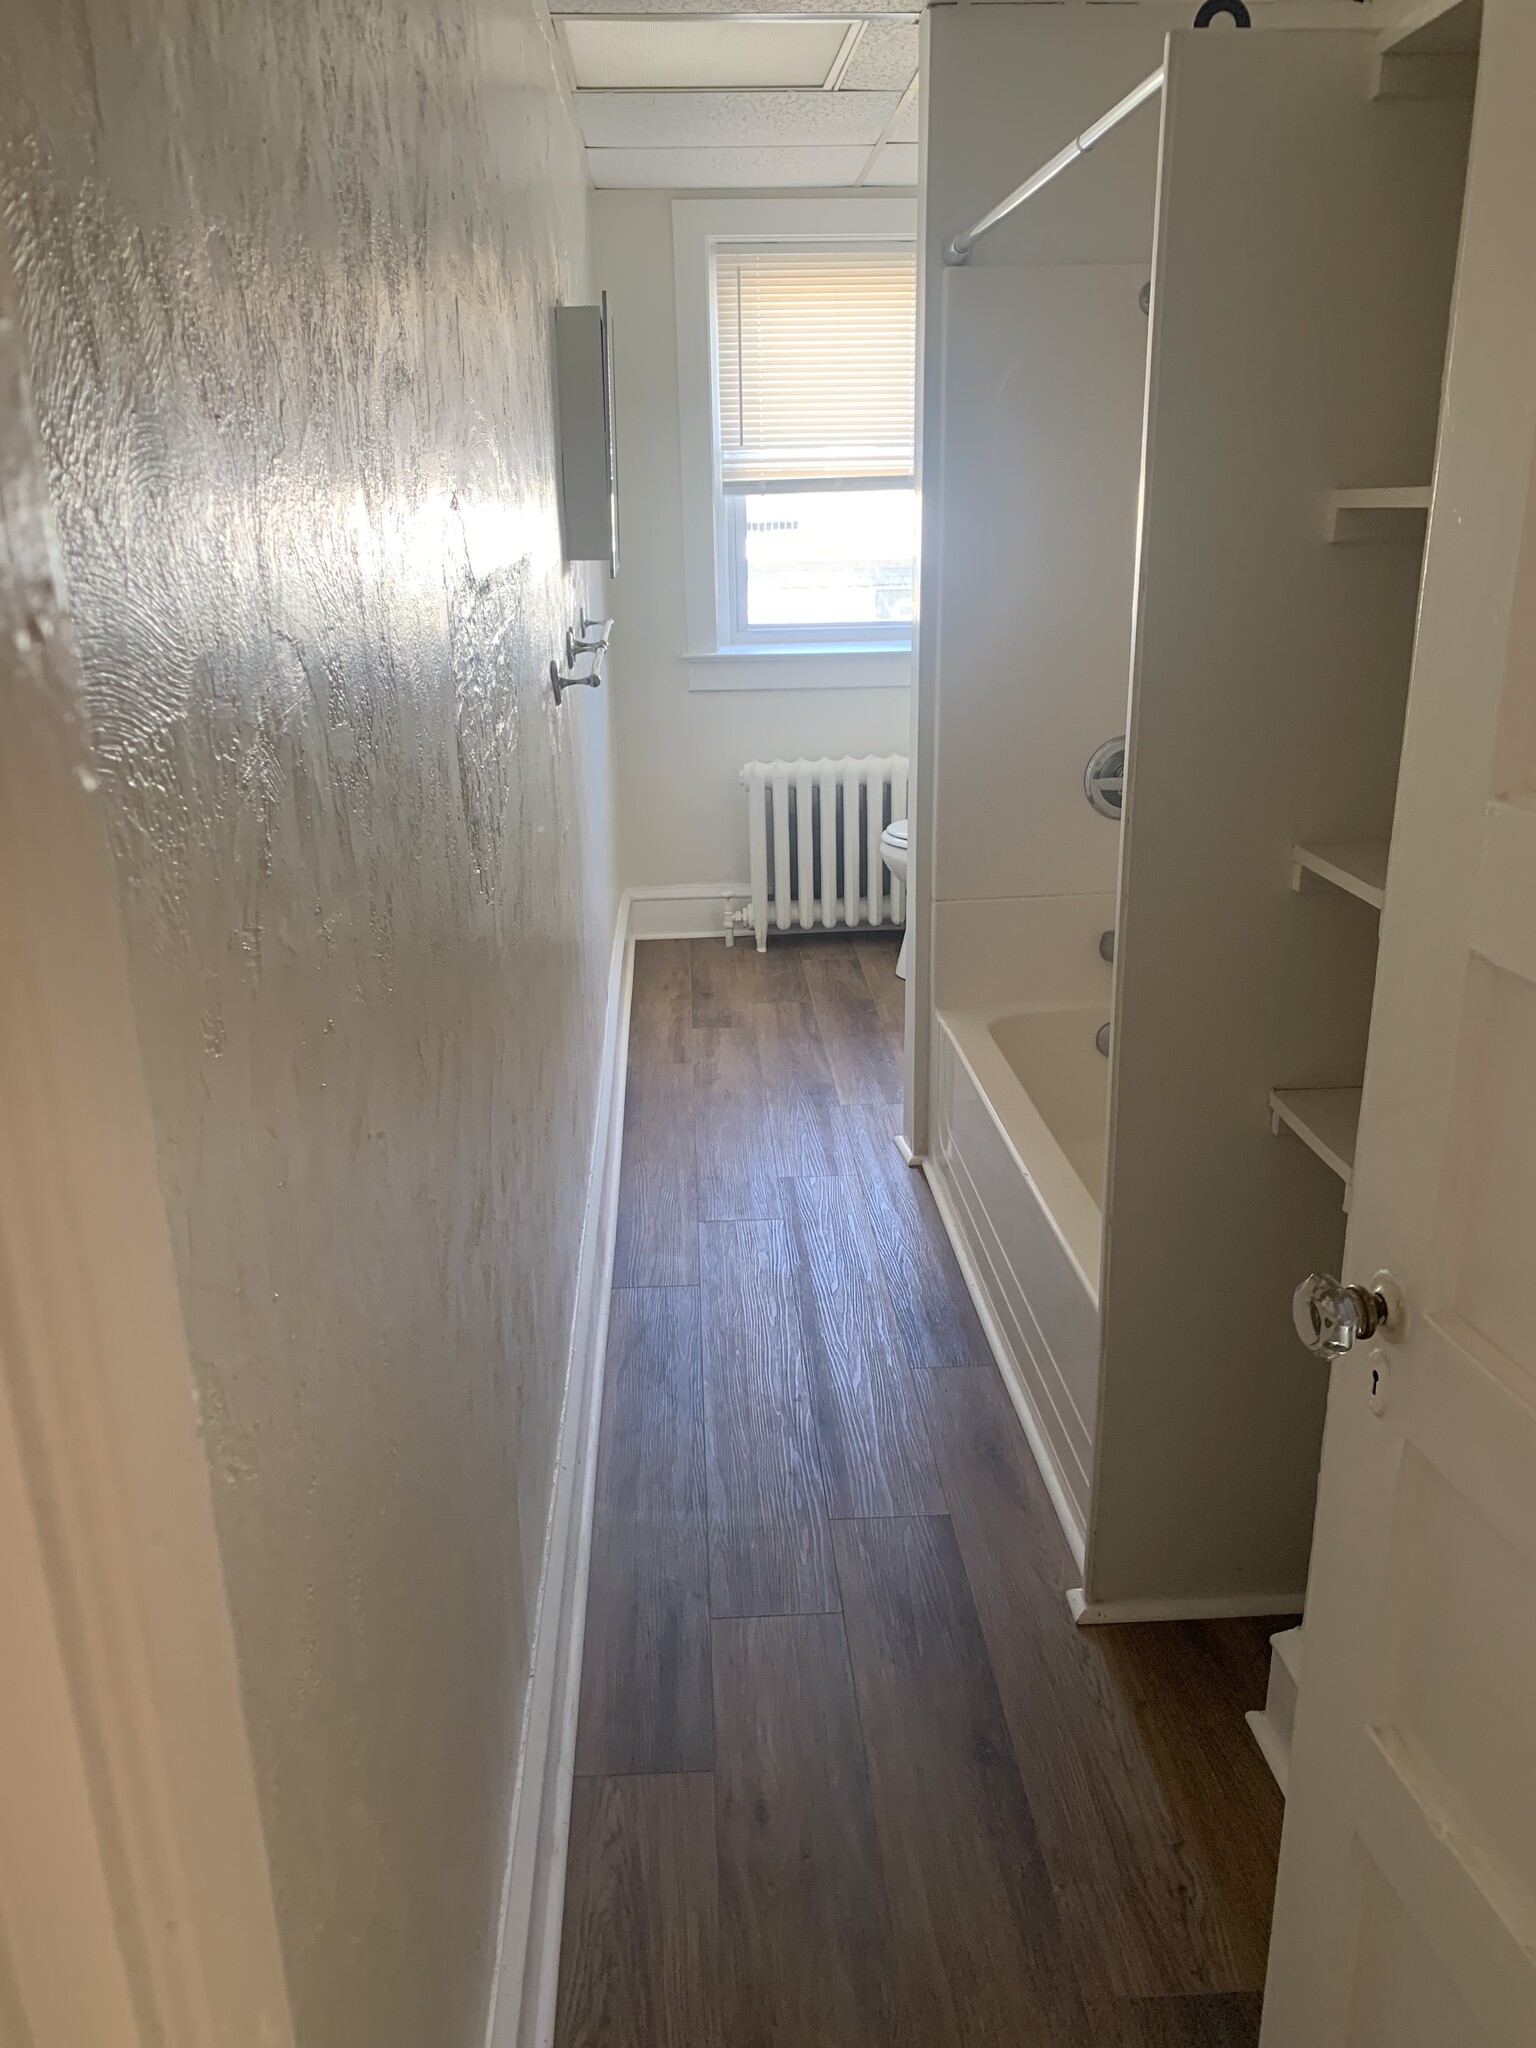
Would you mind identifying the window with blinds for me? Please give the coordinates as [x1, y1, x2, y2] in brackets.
[713, 243, 917, 492]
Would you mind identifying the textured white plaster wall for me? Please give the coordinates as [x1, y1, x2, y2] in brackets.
[593, 189, 911, 888]
[0, 5, 614, 2045]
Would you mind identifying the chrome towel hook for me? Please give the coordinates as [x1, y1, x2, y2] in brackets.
[565, 614, 612, 668]
[550, 616, 613, 705]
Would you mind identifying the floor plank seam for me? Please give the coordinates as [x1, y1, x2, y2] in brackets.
[572, 1766, 717, 1784]
[826, 1508, 954, 1524]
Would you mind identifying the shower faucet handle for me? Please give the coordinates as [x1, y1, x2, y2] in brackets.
[1292, 1271, 1404, 1359]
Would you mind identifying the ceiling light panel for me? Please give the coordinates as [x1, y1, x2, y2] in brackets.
[561, 18, 852, 91]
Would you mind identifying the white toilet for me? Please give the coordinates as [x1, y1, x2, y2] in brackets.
[880, 817, 910, 979]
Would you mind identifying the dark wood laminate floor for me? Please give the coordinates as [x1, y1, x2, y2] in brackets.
[555, 936, 1284, 2048]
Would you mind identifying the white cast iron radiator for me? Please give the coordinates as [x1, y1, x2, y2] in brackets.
[738, 755, 908, 952]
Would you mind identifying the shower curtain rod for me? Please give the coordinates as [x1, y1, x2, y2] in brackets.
[944, 66, 1166, 266]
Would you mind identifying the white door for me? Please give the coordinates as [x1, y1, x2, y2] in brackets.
[1262, 4, 1536, 2043]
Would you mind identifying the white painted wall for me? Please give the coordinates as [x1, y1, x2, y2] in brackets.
[2, 5, 615, 2045]
[592, 189, 911, 890]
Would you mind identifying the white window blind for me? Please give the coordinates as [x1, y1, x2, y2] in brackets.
[713, 243, 917, 492]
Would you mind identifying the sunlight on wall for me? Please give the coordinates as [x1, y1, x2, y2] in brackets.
[0, 4, 614, 2044]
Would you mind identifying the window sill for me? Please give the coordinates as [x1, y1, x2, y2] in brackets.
[684, 644, 912, 693]
[687, 643, 912, 662]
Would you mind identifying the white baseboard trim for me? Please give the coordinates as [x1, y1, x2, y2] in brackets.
[893, 1133, 921, 1167]
[921, 1153, 1088, 1573]
[627, 881, 745, 942]
[1066, 1586, 1308, 1626]
[1246, 1624, 1302, 1796]
[1245, 1708, 1291, 1796]
[483, 900, 635, 2048]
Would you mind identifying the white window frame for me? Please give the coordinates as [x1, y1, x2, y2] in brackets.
[672, 196, 918, 690]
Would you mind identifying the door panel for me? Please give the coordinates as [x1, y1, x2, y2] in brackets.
[1263, 2, 1536, 2042]
[1345, 1866, 1487, 2048]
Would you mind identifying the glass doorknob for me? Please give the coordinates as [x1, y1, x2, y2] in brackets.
[1292, 1271, 1404, 1359]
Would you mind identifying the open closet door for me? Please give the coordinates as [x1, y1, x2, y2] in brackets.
[1263, 4, 1536, 2042]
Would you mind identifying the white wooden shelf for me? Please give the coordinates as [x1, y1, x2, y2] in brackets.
[1290, 840, 1389, 911]
[1269, 1087, 1362, 1208]
[1325, 487, 1431, 544]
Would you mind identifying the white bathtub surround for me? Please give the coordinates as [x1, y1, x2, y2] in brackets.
[930, 892, 1119, 1019]
[929, 1005, 1109, 1565]
[922, 887, 1115, 1565]
[907, 2, 1180, 1162]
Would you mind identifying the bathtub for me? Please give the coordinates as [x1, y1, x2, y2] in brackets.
[929, 1004, 1109, 1561]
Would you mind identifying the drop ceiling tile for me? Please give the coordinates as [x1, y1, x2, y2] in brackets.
[575, 88, 901, 148]
[863, 141, 918, 186]
[556, 0, 914, 13]
[890, 89, 918, 144]
[561, 17, 849, 90]
[838, 19, 919, 89]
[587, 144, 871, 188]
